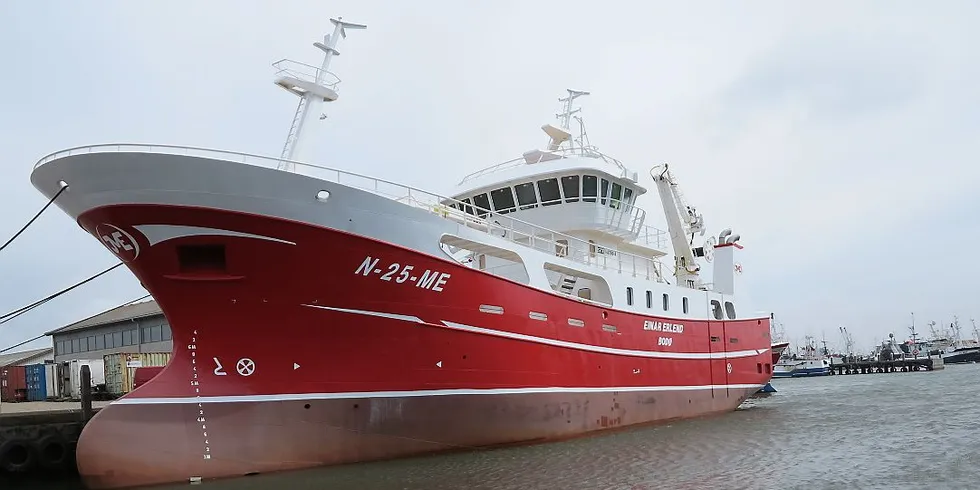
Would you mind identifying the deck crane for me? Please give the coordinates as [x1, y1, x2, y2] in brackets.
[839, 325, 855, 357]
[650, 163, 727, 289]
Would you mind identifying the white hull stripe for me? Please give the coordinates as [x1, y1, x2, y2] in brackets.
[113, 384, 767, 406]
[440, 320, 766, 360]
[132, 224, 296, 246]
[303, 304, 768, 360]
[302, 304, 424, 323]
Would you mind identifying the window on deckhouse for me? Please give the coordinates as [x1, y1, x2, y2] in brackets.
[472, 193, 491, 217]
[561, 175, 580, 203]
[582, 175, 598, 202]
[537, 178, 562, 206]
[610, 183, 622, 209]
[514, 182, 537, 210]
[490, 187, 516, 214]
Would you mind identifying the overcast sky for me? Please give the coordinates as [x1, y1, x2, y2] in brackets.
[2, 1, 979, 355]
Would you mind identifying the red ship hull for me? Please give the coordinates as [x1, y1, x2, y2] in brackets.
[71, 203, 772, 489]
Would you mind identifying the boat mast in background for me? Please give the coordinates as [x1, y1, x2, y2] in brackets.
[274, 17, 367, 172]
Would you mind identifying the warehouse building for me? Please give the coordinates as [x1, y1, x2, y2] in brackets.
[46, 299, 172, 362]
[0, 347, 54, 367]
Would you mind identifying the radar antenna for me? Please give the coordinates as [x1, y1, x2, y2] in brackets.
[274, 17, 367, 172]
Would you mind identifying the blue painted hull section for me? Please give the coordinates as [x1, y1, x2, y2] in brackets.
[771, 367, 830, 378]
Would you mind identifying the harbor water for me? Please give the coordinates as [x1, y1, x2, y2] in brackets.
[8, 363, 980, 490]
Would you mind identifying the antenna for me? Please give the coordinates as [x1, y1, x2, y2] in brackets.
[274, 17, 367, 172]
[558, 89, 590, 130]
[543, 89, 589, 151]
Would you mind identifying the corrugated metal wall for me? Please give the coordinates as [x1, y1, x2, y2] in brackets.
[104, 352, 172, 395]
[1, 365, 27, 402]
[25, 364, 47, 401]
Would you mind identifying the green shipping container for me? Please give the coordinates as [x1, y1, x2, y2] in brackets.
[103, 352, 172, 395]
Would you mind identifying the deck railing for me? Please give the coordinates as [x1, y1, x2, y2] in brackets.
[457, 145, 632, 184]
[634, 224, 669, 251]
[271, 59, 341, 88]
[34, 144, 666, 282]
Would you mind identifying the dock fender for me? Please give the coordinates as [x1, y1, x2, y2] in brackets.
[35, 433, 70, 469]
[0, 438, 37, 473]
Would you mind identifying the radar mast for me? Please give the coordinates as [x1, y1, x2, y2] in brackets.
[274, 17, 367, 172]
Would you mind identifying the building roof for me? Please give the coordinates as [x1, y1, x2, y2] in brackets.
[0, 347, 53, 367]
[46, 299, 163, 336]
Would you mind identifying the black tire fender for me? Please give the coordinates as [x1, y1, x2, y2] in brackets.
[0, 438, 37, 473]
[35, 433, 69, 469]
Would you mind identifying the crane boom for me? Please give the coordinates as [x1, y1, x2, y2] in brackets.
[650, 164, 706, 288]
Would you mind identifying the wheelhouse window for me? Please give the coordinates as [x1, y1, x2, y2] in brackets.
[600, 178, 609, 204]
[472, 193, 491, 217]
[490, 187, 516, 214]
[561, 175, 580, 203]
[461, 198, 474, 215]
[623, 187, 634, 207]
[514, 182, 538, 210]
[537, 178, 561, 206]
[582, 175, 598, 202]
[610, 183, 623, 209]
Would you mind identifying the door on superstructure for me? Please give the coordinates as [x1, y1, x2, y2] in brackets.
[707, 296, 729, 399]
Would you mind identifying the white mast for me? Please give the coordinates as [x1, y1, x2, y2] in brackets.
[543, 89, 589, 151]
[274, 17, 367, 172]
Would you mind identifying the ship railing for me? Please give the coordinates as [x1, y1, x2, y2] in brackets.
[272, 59, 341, 88]
[33, 144, 667, 282]
[632, 224, 668, 251]
[457, 145, 632, 185]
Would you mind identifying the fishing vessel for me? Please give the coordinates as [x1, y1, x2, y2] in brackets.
[907, 317, 980, 364]
[772, 336, 830, 378]
[29, 19, 773, 489]
[936, 317, 980, 364]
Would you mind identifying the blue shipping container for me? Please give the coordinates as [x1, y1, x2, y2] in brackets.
[25, 363, 47, 401]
